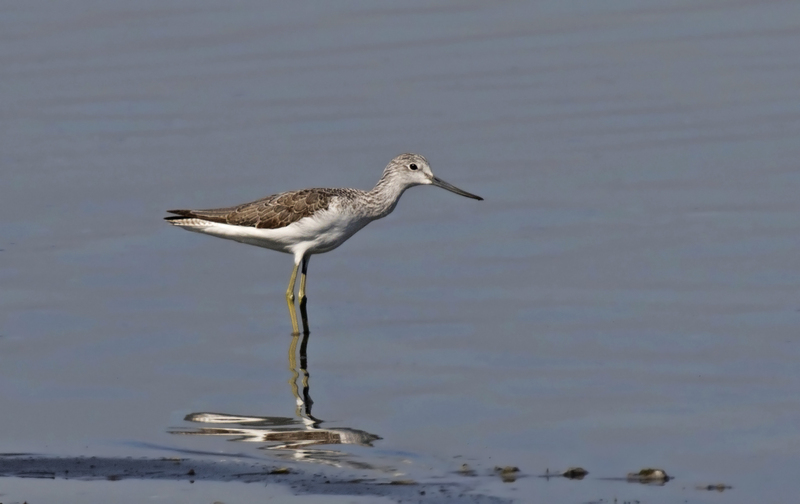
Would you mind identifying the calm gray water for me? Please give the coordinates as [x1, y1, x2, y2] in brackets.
[2, 1, 800, 502]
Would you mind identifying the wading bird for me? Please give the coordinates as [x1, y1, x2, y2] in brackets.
[165, 153, 482, 333]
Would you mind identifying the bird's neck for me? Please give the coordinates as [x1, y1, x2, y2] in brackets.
[365, 173, 408, 219]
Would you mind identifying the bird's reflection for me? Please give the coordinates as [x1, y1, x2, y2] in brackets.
[170, 311, 381, 466]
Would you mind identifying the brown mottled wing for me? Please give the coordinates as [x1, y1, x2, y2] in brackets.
[166, 188, 335, 229]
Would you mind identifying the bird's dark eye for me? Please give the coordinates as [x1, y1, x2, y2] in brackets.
[409, 163, 418, 170]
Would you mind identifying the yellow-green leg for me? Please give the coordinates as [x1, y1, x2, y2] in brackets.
[286, 262, 300, 335]
[299, 272, 307, 305]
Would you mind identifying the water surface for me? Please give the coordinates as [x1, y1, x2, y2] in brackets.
[2, 1, 800, 502]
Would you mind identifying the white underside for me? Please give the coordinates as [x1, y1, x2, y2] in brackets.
[169, 206, 373, 263]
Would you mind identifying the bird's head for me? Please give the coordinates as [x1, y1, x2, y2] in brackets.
[382, 153, 483, 200]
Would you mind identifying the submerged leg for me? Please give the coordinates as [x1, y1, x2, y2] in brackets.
[287, 333, 302, 416]
[286, 261, 300, 335]
[299, 255, 310, 334]
[287, 331, 316, 421]
[298, 331, 314, 417]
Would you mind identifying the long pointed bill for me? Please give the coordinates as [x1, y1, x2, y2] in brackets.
[431, 176, 483, 200]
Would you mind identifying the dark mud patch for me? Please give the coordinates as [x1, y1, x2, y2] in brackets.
[696, 483, 732, 492]
[0, 454, 509, 503]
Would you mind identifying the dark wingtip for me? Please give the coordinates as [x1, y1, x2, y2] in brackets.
[165, 209, 195, 221]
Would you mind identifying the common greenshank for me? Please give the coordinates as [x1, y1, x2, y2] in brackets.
[165, 153, 482, 333]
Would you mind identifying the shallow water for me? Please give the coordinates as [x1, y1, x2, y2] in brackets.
[2, 1, 800, 502]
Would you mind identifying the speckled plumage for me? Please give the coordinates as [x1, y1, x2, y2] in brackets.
[166, 188, 346, 230]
